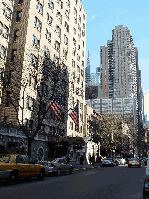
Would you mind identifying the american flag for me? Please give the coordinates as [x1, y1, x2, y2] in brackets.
[49, 100, 61, 121]
[69, 102, 79, 129]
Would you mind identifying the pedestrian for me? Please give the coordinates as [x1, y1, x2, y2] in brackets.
[80, 155, 83, 165]
[66, 155, 70, 163]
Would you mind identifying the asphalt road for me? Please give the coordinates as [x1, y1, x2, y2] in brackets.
[0, 164, 146, 199]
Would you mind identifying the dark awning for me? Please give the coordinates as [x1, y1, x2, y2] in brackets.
[67, 137, 85, 145]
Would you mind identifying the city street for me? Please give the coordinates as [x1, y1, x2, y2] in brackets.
[0, 164, 146, 199]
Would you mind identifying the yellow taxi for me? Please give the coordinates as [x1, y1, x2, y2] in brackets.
[0, 154, 46, 184]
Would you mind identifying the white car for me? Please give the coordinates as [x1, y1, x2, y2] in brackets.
[119, 158, 126, 165]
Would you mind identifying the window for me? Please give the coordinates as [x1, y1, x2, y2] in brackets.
[65, 22, 69, 32]
[73, 28, 76, 35]
[5, 92, 10, 107]
[11, 49, 17, 62]
[74, 8, 77, 15]
[78, 45, 80, 50]
[82, 30, 85, 37]
[32, 35, 40, 47]
[16, 155, 25, 164]
[2, 3, 11, 20]
[82, 61, 84, 67]
[26, 96, 34, 110]
[77, 66, 80, 73]
[0, 22, 2, 35]
[55, 25, 61, 37]
[45, 29, 51, 42]
[34, 17, 42, 32]
[54, 40, 60, 52]
[77, 54, 80, 61]
[72, 60, 75, 67]
[83, 23, 85, 29]
[81, 69, 84, 77]
[83, 14, 85, 20]
[44, 46, 50, 58]
[82, 51, 84, 57]
[36, 0, 43, 15]
[56, 10, 62, 23]
[18, 0, 23, 4]
[64, 34, 68, 45]
[0, 45, 6, 60]
[77, 75, 80, 83]
[66, 0, 70, 7]
[3, 25, 9, 39]
[14, 29, 19, 41]
[70, 121, 73, 130]
[73, 38, 76, 46]
[65, 10, 69, 19]
[63, 48, 67, 60]
[0, 22, 9, 39]
[47, 13, 53, 25]
[79, 15, 81, 23]
[16, 11, 21, 22]
[41, 83, 48, 96]
[30, 54, 38, 68]
[42, 65, 48, 77]
[48, 0, 54, 10]
[29, 75, 37, 90]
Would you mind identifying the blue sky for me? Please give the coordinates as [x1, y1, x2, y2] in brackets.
[81, 0, 149, 120]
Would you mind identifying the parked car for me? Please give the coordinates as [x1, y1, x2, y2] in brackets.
[118, 157, 126, 165]
[0, 154, 46, 184]
[40, 158, 73, 176]
[113, 158, 119, 166]
[101, 158, 116, 167]
[143, 175, 149, 199]
[128, 158, 141, 168]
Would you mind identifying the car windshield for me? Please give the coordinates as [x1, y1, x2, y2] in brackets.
[129, 158, 138, 161]
[0, 155, 10, 163]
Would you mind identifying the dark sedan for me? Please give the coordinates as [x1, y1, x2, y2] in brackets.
[101, 158, 116, 167]
[128, 158, 141, 168]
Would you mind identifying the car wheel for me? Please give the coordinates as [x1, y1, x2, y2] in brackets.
[69, 167, 73, 174]
[37, 169, 45, 180]
[8, 171, 19, 185]
[57, 168, 61, 176]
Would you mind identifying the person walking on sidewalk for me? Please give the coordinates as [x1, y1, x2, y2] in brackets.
[80, 155, 84, 165]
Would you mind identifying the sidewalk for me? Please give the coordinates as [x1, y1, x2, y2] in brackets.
[70, 161, 101, 171]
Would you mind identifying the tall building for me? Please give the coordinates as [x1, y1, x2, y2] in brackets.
[90, 67, 100, 86]
[85, 50, 91, 86]
[0, 0, 87, 159]
[100, 25, 138, 101]
[0, 0, 14, 104]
